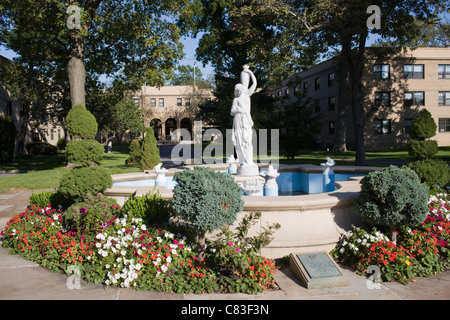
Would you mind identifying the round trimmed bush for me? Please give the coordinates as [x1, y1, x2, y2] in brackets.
[59, 166, 112, 200]
[25, 141, 58, 155]
[66, 140, 105, 166]
[66, 104, 98, 139]
[171, 166, 244, 259]
[410, 109, 436, 140]
[407, 140, 438, 160]
[171, 167, 244, 232]
[407, 159, 450, 187]
[354, 165, 428, 241]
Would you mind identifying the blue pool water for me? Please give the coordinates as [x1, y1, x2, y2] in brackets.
[113, 172, 363, 196]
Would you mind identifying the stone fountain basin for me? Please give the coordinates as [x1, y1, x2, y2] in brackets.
[105, 164, 381, 259]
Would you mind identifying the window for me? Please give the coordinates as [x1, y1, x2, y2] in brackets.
[150, 98, 156, 107]
[438, 92, 450, 106]
[328, 72, 335, 86]
[404, 92, 425, 107]
[439, 118, 450, 132]
[375, 119, 391, 134]
[328, 121, 335, 135]
[285, 88, 290, 96]
[438, 65, 450, 79]
[132, 98, 139, 105]
[303, 82, 308, 93]
[374, 64, 390, 79]
[328, 97, 335, 111]
[404, 64, 424, 79]
[374, 92, 391, 106]
[159, 98, 164, 107]
[177, 98, 182, 106]
[294, 86, 299, 96]
[185, 98, 190, 106]
[404, 119, 413, 134]
[314, 77, 320, 90]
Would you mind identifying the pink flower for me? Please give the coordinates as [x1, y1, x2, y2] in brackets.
[228, 241, 233, 246]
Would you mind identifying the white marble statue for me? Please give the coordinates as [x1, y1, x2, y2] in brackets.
[231, 65, 258, 176]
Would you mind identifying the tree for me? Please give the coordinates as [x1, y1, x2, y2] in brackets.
[139, 126, 160, 171]
[171, 166, 244, 261]
[225, 0, 446, 165]
[355, 166, 429, 242]
[0, 0, 186, 117]
[102, 97, 145, 144]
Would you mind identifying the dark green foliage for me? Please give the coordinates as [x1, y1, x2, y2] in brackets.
[66, 104, 98, 139]
[121, 190, 174, 226]
[0, 115, 17, 162]
[410, 109, 437, 140]
[126, 139, 141, 165]
[64, 193, 120, 243]
[29, 189, 74, 210]
[57, 138, 67, 150]
[59, 167, 112, 201]
[408, 159, 450, 187]
[407, 108, 447, 187]
[171, 167, 244, 233]
[140, 127, 160, 170]
[66, 140, 105, 166]
[407, 140, 438, 160]
[355, 166, 428, 231]
[25, 141, 58, 156]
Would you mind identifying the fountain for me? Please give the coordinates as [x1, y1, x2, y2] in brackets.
[104, 66, 383, 258]
[153, 163, 168, 186]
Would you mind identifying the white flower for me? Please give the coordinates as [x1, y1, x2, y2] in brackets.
[95, 242, 101, 248]
[167, 256, 172, 263]
[106, 264, 110, 269]
[339, 247, 345, 253]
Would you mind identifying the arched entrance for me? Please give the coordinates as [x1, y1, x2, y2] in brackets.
[165, 118, 177, 140]
[180, 118, 193, 140]
[150, 118, 162, 140]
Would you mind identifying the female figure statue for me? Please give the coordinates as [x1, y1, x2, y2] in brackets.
[231, 65, 258, 175]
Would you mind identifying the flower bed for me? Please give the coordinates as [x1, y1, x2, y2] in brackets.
[1, 198, 278, 295]
[330, 192, 450, 284]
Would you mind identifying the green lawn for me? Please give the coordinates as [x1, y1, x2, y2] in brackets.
[0, 144, 448, 193]
[0, 143, 140, 193]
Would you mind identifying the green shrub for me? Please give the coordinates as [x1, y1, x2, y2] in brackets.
[171, 166, 244, 260]
[407, 140, 438, 160]
[29, 189, 73, 210]
[410, 109, 437, 140]
[59, 166, 112, 201]
[25, 141, 58, 156]
[57, 138, 67, 150]
[66, 140, 104, 166]
[354, 165, 429, 242]
[126, 139, 141, 165]
[120, 190, 174, 226]
[0, 115, 16, 162]
[66, 104, 98, 139]
[64, 193, 120, 243]
[407, 159, 450, 187]
[140, 127, 160, 170]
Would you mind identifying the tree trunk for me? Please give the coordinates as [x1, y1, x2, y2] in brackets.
[342, 32, 367, 166]
[334, 61, 348, 152]
[67, 29, 86, 107]
[16, 103, 30, 155]
[197, 230, 207, 262]
[390, 225, 397, 243]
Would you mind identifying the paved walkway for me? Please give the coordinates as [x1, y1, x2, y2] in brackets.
[1, 191, 450, 301]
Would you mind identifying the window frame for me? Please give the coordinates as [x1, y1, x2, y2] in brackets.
[374, 91, 391, 106]
[404, 91, 425, 107]
[403, 64, 424, 79]
[374, 64, 390, 79]
[374, 119, 391, 135]
[438, 65, 450, 79]
[438, 92, 450, 106]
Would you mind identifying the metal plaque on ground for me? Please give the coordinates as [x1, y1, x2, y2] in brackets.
[289, 252, 349, 289]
